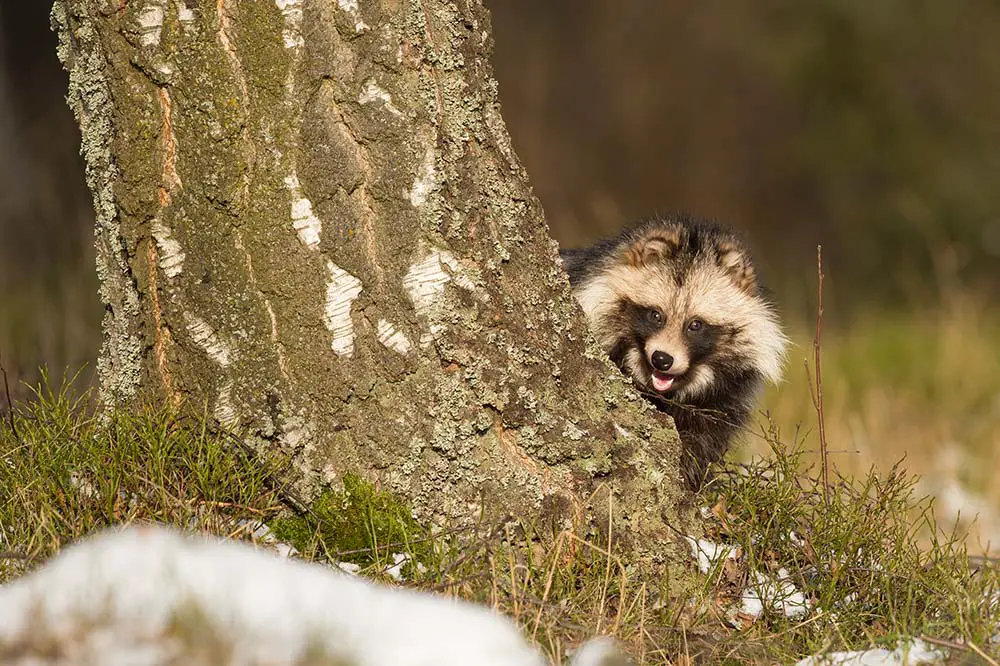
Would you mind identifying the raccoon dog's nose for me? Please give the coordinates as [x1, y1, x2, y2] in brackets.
[651, 351, 674, 372]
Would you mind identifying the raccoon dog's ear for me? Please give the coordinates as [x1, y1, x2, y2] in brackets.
[624, 228, 682, 268]
[716, 239, 758, 294]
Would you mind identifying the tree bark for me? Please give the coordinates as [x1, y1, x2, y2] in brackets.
[52, 0, 691, 563]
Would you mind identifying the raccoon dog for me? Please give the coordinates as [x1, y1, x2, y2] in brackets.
[560, 215, 788, 489]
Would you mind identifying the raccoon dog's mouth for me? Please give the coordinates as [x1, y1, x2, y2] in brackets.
[650, 371, 681, 393]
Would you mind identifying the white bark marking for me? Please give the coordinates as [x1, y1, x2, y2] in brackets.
[359, 80, 403, 117]
[214, 382, 239, 427]
[335, 0, 369, 32]
[402, 247, 486, 347]
[283, 174, 322, 250]
[137, 2, 166, 48]
[402, 250, 453, 342]
[324, 261, 364, 357]
[376, 320, 412, 355]
[150, 221, 185, 279]
[175, 0, 195, 23]
[184, 313, 231, 367]
[409, 145, 437, 208]
[279, 415, 312, 451]
[275, 0, 304, 49]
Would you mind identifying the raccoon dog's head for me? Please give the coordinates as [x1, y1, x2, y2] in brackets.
[574, 217, 788, 402]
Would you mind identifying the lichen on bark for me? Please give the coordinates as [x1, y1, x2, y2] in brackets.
[52, 0, 696, 574]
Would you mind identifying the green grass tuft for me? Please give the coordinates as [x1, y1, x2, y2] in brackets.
[269, 473, 430, 569]
[757, 293, 1000, 554]
[693, 429, 1000, 663]
[0, 376, 286, 581]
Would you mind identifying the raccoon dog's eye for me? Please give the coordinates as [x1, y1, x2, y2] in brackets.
[687, 319, 704, 332]
[646, 308, 664, 325]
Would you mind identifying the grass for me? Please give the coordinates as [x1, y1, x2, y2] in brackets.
[2, 369, 999, 664]
[0, 376, 286, 580]
[699, 447, 999, 663]
[754, 288, 1000, 555]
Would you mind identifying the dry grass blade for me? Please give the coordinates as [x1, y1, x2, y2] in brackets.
[1, 359, 18, 440]
[812, 244, 830, 503]
[531, 529, 565, 640]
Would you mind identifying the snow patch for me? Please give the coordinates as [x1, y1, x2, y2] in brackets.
[284, 173, 322, 250]
[738, 568, 810, 620]
[568, 637, 624, 666]
[68, 471, 98, 500]
[0, 525, 551, 666]
[323, 261, 363, 357]
[377, 319, 412, 355]
[235, 520, 299, 559]
[685, 536, 736, 575]
[795, 639, 946, 666]
[919, 444, 1000, 547]
[151, 221, 185, 278]
[184, 313, 231, 367]
[337, 561, 361, 575]
[385, 553, 410, 582]
[409, 144, 437, 207]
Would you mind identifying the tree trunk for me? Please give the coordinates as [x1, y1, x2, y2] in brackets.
[51, 0, 691, 563]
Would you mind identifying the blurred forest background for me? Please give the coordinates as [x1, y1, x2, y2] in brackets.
[1, 2, 998, 546]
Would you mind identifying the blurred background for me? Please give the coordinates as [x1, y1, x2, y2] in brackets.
[1, 2, 998, 548]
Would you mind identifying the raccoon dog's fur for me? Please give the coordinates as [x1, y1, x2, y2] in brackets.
[560, 215, 788, 489]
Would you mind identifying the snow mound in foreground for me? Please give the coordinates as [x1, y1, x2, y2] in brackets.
[0, 525, 620, 666]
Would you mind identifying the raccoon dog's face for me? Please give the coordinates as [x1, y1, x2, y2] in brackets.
[572, 220, 787, 402]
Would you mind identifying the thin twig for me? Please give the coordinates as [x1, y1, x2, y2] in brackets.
[1, 360, 18, 440]
[966, 556, 1000, 574]
[967, 640, 1000, 666]
[436, 513, 513, 580]
[422, 570, 495, 594]
[920, 634, 1000, 666]
[505, 523, 521, 619]
[812, 245, 830, 504]
[917, 635, 966, 651]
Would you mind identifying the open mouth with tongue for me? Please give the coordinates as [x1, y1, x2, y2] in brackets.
[651, 371, 679, 393]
